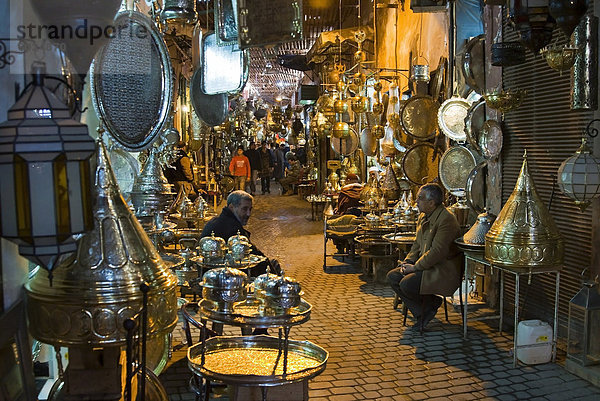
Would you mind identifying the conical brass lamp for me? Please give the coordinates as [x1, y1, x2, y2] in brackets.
[485, 151, 564, 268]
[25, 141, 178, 347]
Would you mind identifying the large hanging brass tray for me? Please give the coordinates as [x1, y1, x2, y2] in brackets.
[479, 120, 503, 160]
[464, 97, 487, 155]
[190, 68, 229, 127]
[465, 161, 487, 214]
[402, 142, 440, 185]
[90, 11, 173, 151]
[360, 127, 377, 156]
[438, 145, 478, 193]
[331, 128, 359, 155]
[197, 296, 311, 328]
[400, 95, 440, 140]
[437, 96, 471, 143]
[188, 335, 328, 385]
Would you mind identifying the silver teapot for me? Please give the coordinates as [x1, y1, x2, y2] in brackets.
[227, 231, 251, 262]
[200, 267, 248, 313]
[364, 212, 380, 228]
[463, 209, 496, 244]
[194, 196, 208, 218]
[263, 271, 303, 311]
[198, 232, 227, 264]
[380, 212, 394, 226]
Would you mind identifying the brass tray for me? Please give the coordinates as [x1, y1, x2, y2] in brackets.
[190, 254, 268, 270]
[382, 232, 416, 245]
[454, 237, 485, 253]
[331, 128, 359, 156]
[400, 95, 440, 140]
[360, 127, 377, 156]
[464, 97, 487, 155]
[188, 335, 328, 386]
[197, 296, 311, 328]
[465, 161, 487, 214]
[402, 142, 440, 185]
[437, 96, 471, 143]
[479, 120, 503, 160]
[438, 145, 478, 193]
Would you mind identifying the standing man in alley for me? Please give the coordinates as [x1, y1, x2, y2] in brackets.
[229, 146, 251, 191]
[244, 142, 261, 196]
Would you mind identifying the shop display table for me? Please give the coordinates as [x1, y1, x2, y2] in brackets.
[460, 248, 560, 367]
[308, 198, 327, 221]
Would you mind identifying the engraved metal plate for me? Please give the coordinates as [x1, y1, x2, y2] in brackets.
[438, 145, 478, 193]
[479, 120, 503, 160]
[464, 97, 486, 155]
[402, 142, 440, 185]
[465, 161, 487, 214]
[90, 11, 173, 151]
[237, 0, 303, 49]
[190, 68, 229, 127]
[401, 96, 440, 140]
[437, 97, 470, 143]
[331, 128, 359, 156]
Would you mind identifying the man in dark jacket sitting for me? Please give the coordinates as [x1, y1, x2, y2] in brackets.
[200, 190, 277, 277]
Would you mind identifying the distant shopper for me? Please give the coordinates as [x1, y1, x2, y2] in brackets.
[229, 146, 251, 191]
[166, 141, 196, 199]
[273, 143, 286, 181]
[259, 141, 274, 194]
[278, 155, 302, 195]
[244, 142, 261, 195]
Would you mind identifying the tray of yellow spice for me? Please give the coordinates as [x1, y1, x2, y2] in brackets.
[188, 335, 328, 385]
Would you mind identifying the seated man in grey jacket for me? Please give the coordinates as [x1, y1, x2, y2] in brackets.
[387, 183, 462, 330]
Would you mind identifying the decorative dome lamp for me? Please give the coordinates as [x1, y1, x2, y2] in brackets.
[557, 120, 600, 212]
[485, 150, 564, 268]
[0, 63, 96, 283]
[548, 0, 589, 38]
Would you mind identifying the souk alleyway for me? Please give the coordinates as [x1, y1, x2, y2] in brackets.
[160, 192, 600, 401]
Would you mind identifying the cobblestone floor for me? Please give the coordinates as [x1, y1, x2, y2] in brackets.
[159, 190, 600, 400]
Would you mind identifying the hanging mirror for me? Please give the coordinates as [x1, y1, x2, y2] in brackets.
[202, 32, 248, 94]
[90, 11, 173, 151]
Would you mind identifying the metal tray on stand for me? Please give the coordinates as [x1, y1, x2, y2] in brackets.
[188, 335, 328, 386]
[197, 297, 312, 329]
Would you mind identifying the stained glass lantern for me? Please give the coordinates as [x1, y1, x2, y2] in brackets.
[567, 271, 600, 366]
[557, 125, 600, 212]
[0, 63, 95, 282]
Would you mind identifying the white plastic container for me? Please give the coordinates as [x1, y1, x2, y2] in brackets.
[516, 319, 553, 365]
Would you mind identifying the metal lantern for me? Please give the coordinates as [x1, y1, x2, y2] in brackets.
[509, 0, 556, 53]
[567, 271, 600, 366]
[0, 63, 95, 281]
[557, 134, 600, 212]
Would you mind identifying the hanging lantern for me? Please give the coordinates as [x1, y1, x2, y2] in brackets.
[509, 0, 556, 53]
[557, 128, 600, 211]
[567, 270, 600, 367]
[0, 63, 95, 281]
[548, 0, 588, 38]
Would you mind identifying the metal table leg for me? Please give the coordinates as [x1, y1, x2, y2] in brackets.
[463, 257, 469, 339]
[552, 272, 560, 362]
[499, 269, 504, 335]
[513, 273, 520, 368]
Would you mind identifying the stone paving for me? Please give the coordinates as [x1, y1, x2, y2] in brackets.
[159, 191, 600, 400]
